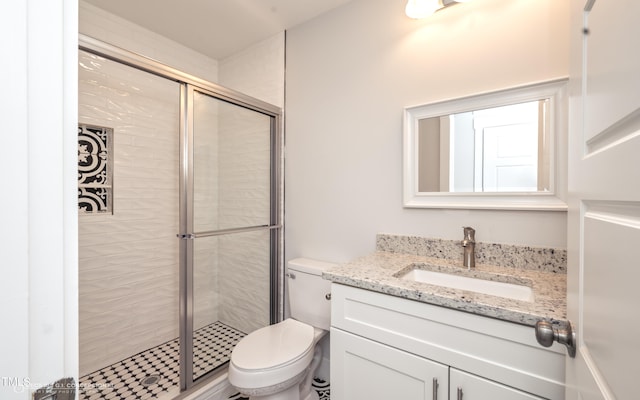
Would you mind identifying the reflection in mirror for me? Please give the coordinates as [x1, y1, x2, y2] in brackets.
[418, 99, 549, 193]
[404, 79, 567, 210]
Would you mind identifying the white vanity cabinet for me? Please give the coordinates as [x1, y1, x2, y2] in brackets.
[330, 284, 565, 400]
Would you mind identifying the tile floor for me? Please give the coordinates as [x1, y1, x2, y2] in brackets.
[79, 322, 244, 400]
[227, 378, 330, 400]
[79, 322, 331, 400]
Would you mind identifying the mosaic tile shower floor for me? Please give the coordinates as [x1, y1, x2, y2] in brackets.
[79, 321, 331, 400]
[79, 321, 244, 400]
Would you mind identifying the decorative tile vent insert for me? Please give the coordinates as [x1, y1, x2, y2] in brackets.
[78, 124, 113, 214]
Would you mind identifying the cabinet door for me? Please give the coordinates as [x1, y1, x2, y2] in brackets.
[331, 328, 448, 400]
[449, 368, 546, 400]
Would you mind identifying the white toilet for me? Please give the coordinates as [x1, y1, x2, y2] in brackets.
[228, 258, 335, 400]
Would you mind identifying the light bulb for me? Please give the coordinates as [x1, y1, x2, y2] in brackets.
[405, 0, 441, 19]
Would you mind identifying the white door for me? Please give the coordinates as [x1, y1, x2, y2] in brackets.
[566, 0, 640, 398]
[1, 1, 78, 399]
[481, 124, 538, 192]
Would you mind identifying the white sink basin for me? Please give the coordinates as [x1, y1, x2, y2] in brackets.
[398, 268, 534, 302]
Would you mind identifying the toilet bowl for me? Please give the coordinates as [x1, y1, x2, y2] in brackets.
[228, 319, 326, 400]
[228, 258, 335, 400]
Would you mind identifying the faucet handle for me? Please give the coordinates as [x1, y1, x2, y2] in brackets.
[463, 226, 475, 240]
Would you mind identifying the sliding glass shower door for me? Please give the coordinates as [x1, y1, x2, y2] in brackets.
[179, 85, 281, 387]
[79, 36, 282, 397]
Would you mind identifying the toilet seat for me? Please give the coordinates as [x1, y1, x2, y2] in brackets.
[229, 319, 316, 389]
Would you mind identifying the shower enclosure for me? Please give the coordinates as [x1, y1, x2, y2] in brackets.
[78, 36, 282, 397]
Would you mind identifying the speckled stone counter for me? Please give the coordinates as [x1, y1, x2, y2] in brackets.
[323, 234, 567, 327]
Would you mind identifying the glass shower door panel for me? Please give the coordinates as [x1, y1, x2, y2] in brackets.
[192, 229, 271, 381]
[190, 89, 275, 381]
[192, 91, 272, 233]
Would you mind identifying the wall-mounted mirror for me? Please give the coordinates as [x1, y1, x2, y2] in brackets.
[403, 79, 567, 210]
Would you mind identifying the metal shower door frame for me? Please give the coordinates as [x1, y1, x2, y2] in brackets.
[180, 83, 282, 388]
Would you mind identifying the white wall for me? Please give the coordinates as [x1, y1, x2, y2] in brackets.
[285, 0, 570, 264]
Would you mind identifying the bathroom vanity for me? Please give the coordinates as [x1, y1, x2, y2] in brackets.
[324, 235, 567, 400]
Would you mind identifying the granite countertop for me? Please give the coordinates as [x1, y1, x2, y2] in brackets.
[323, 251, 567, 327]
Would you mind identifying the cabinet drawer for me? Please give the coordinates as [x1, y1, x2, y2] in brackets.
[450, 368, 545, 400]
[331, 284, 564, 399]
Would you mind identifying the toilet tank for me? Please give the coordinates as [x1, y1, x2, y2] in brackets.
[287, 258, 336, 331]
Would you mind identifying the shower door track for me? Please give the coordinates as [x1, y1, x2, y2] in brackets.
[79, 34, 283, 395]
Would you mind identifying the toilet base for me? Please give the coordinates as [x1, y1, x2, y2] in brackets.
[238, 346, 324, 400]
[237, 368, 306, 400]
[301, 388, 319, 400]
[246, 379, 319, 400]
[248, 382, 300, 400]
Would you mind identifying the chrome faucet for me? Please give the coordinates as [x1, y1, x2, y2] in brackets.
[462, 227, 476, 269]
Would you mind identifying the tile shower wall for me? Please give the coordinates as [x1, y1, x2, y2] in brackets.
[78, 50, 181, 376]
[219, 32, 285, 108]
[78, 55, 271, 375]
[193, 93, 220, 331]
[218, 32, 286, 326]
[79, 1, 219, 83]
[217, 106, 272, 334]
[193, 92, 272, 334]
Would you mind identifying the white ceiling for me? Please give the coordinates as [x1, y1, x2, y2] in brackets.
[83, 0, 353, 60]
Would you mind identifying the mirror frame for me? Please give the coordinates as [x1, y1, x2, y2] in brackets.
[403, 79, 568, 211]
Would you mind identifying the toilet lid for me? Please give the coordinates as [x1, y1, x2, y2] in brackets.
[232, 319, 314, 370]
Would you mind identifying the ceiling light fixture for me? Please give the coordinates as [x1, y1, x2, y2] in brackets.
[405, 0, 471, 19]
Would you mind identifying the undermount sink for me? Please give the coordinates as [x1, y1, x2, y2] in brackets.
[397, 265, 534, 302]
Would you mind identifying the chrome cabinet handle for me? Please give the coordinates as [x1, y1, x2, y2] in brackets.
[457, 387, 463, 400]
[535, 320, 576, 357]
[432, 378, 438, 400]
